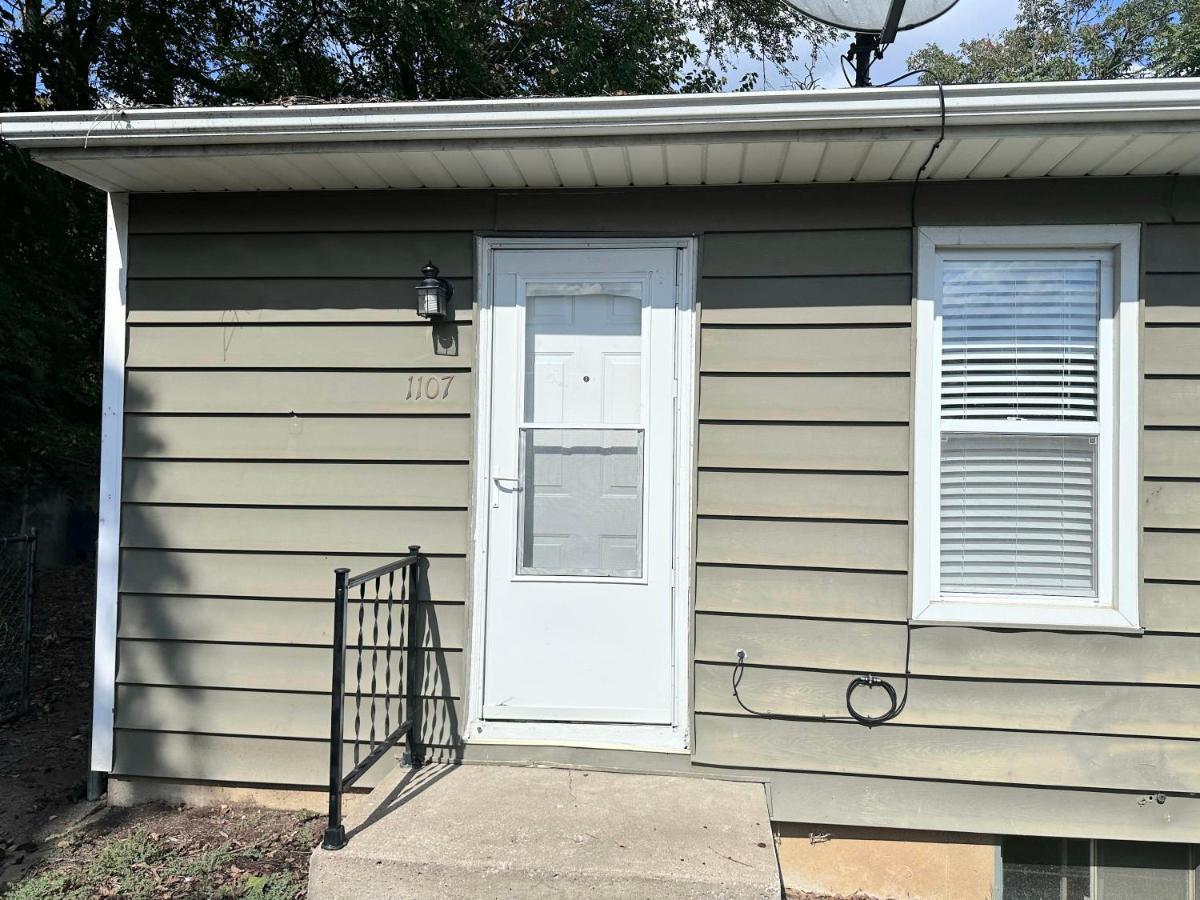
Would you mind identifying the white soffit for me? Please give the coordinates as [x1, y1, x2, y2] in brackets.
[3, 79, 1200, 192]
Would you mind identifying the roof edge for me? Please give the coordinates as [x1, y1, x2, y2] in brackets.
[4, 79, 1200, 151]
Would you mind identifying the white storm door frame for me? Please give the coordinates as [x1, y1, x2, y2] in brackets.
[468, 236, 698, 752]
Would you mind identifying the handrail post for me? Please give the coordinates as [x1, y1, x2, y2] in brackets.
[405, 545, 424, 768]
[322, 566, 350, 851]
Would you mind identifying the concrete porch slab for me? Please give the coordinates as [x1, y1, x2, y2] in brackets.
[309, 763, 781, 899]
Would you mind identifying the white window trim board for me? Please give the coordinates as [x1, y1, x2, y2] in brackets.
[912, 224, 1141, 632]
[466, 236, 698, 751]
[91, 192, 128, 773]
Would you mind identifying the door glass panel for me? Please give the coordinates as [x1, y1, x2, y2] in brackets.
[517, 429, 644, 577]
[524, 281, 643, 426]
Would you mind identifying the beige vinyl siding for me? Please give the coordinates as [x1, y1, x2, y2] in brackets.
[693, 665, 1200, 739]
[696, 471, 908, 522]
[125, 370, 475, 415]
[1143, 221, 1200, 640]
[124, 416, 472, 461]
[117, 596, 466, 647]
[116, 182, 1200, 838]
[760, 770, 1199, 844]
[695, 714, 1200, 793]
[122, 461, 470, 508]
[125, 323, 474, 369]
[125, 278, 474, 324]
[126, 232, 473, 279]
[113, 732, 401, 787]
[120, 506, 466, 555]
[118, 549, 468, 603]
[691, 199, 1200, 841]
[116, 202, 473, 786]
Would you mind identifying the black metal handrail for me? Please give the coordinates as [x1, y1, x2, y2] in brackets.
[322, 545, 423, 851]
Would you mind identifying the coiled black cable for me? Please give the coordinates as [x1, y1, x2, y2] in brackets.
[844, 619, 913, 726]
[731, 619, 913, 727]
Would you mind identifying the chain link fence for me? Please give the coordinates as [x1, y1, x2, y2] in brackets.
[0, 530, 37, 723]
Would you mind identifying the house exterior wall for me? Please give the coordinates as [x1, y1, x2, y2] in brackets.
[116, 199, 478, 786]
[113, 178, 1200, 841]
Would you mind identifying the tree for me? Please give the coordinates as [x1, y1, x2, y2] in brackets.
[0, 1, 837, 518]
[908, 0, 1200, 84]
[5, 1, 838, 109]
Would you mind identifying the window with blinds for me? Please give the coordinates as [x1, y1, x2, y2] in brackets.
[914, 226, 1139, 629]
[937, 257, 1102, 601]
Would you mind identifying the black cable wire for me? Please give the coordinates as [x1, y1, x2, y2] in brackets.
[875, 68, 947, 229]
[840, 54, 855, 88]
[731, 650, 855, 724]
[729, 69, 944, 730]
[731, 620, 914, 728]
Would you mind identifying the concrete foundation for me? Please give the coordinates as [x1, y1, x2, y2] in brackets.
[108, 775, 334, 812]
[309, 763, 781, 899]
[777, 822, 998, 900]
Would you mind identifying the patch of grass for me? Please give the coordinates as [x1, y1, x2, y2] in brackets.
[2, 804, 318, 899]
[90, 828, 172, 878]
[238, 872, 305, 900]
[3, 868, 90, 900]
[162, 840, 239, 880]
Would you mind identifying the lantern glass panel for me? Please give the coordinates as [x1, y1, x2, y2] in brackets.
[416, 284, 444, 317]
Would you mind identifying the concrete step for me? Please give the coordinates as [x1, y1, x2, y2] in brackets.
[309, 763, 781, 899]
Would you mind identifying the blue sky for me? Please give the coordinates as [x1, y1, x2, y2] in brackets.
[726, 0, 1022, 89]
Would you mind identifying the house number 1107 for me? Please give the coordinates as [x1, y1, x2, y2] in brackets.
[406, 375, 454, 401]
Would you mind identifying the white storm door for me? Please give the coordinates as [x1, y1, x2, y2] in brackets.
[481, 247, 680, 730]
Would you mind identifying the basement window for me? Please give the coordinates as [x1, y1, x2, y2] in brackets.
[912, 226, 1140, 631]
[1001, 836, 1199, 900]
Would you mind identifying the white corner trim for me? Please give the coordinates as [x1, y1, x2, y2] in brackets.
[912, 224, 1141, 631]
[90, 192, 128, 774]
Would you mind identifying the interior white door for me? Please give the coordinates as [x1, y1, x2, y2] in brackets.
[481, 247, 680, 730]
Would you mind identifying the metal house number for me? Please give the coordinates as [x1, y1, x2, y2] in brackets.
[405, 374, 454, 401]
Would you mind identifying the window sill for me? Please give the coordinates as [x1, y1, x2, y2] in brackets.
[912, 600, 1142, 634]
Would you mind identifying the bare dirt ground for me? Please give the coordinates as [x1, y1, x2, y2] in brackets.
[1, 566, 95, 879]
[0, 568, 322, 898]
[4, 803, 320, 899]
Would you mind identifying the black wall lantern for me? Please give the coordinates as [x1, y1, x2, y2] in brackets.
[415, 262, 452, 319]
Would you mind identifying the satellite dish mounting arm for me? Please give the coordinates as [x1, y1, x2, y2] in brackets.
[847, 0, 907, 87]
[880, 0, 906, 43]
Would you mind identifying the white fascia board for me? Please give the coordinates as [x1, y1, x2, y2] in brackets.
[3, 78, 1200, 150]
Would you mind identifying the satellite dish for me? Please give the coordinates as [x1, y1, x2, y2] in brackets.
[783, 0, 960, 35]
[783, 0, 962, 86]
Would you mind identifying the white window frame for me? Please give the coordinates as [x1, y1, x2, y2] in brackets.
[913, 225, 1141, 632]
